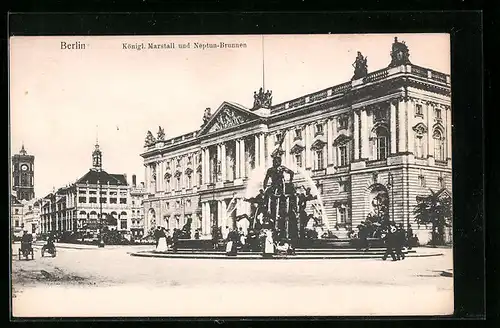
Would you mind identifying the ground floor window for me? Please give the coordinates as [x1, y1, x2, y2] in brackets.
[338, 207, 347, 223]
[120, 219, 127, 230]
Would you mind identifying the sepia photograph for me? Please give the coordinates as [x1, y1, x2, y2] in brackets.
[10, 33, 453, 317]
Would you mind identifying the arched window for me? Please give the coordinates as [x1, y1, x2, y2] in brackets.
[433, 129, 445, 161]
[372, 126, 389, 160]
[164, 174, 171, 192]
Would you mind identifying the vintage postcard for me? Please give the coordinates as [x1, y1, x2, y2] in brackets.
[10, 34, 453, 317]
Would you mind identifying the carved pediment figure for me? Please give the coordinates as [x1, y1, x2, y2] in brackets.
[389, 37, 411, 67]
[208, 107, 249, 133]
[144, 130, 156, 147]
[352, 51, 368, 80]
[157, 126, 165, 141]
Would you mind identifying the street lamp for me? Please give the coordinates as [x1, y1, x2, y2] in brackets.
[387, 171, 394, 223]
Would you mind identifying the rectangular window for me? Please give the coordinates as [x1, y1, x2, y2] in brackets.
[415, 104, 423, 116]
[110, 198, 117, 204]
[338, 145, 349, 166]
[376, 136, 388, 160]
[110, 191, 117, 196]
[434, 108, 442, 120]
[294, 129, 302, 140]
[120, 198, 127, 204]
[89, 197, 97, 203]
[415, 136, 424, 158]
[315, 124, 324, 136]
[295, 154, 303, 168]
[315, 150, 324, 170]
[338, 207, 347, 223]
[78, 196, 87, 203]
[186, 199, 192, 208]
[176, 177, 181, 190]
[100, 197, 107, 203]
[187, 175, 192, 189]
[89, 191, 97, 195]
[166, 202, 170, 210]
[275, 133, 282, 145]
[120, 219, 128, 230]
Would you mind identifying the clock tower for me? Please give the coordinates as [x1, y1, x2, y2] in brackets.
[12, 144, 35, 201]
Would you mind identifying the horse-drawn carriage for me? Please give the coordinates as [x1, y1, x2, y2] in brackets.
[18, 241, 34, 260]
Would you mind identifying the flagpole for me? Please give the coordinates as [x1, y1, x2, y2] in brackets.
[262, 35, 265, 91]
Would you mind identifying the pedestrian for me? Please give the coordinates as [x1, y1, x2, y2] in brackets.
[382, 225, 397, 261]
[153, 226, 162, 249]
[394, 224, 406, 260]
[262, 229, 275, 258]
[172, 228, 179, 253]
[406, 224, 414, 250]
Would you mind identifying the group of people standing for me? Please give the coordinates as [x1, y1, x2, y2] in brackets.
[152, 226, 180, 253]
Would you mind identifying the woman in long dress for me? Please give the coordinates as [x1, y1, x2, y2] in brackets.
[156, 228, 168, 252]
[262, 229, 275, 258]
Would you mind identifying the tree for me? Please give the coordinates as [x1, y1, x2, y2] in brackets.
[413, 189, 452, 246]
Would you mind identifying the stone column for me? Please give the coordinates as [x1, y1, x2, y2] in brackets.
[221, 143, 227, 181]
[406, 101, 415, 155]
[305, 125, 312, 169]
[144, 165, 149, 193]
[327, 119, 334, 165]
[398, 99, 407, 153]
[240, 138, 246, 178]
[390, 101, 397, 154]
[426, 103, 434, 157]
[446, 106, 452, 159]
[360, 109, 369, 159]
[235, 140, 241, 179]
[259, 133, 266, 168]
[353, 110, 360, 160]
[266, 133, 273, 167]
[221, 200, 227, 230]
[254, 135, 260, 168]
[216, 144, 222, 182]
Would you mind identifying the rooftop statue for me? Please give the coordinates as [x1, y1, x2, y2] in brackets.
[389, 37, 411, 67]
[144, 130, 156, 147]
[253, 87, 273, 109]
[202, 108, 212, 126]
[157, 126, 165, 141]
[352, 51, 368, 80]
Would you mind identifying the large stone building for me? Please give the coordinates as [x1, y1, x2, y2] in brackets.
[40, 141, 145, 236]
[141, 37, 452, 243]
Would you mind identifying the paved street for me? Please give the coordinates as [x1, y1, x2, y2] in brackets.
[11, 243, 453, 317]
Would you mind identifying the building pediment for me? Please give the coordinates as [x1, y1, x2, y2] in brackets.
[311, 139, 326, 150]
[333, 134, 352, 146]
[290, 143, 305, 154]
[198, 102, 261, 136]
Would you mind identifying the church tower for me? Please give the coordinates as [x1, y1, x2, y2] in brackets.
[92, 141, 102, 171]
[12, 144, 35, 201]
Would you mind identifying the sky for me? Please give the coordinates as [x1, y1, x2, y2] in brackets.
[10, 34, 450, 198]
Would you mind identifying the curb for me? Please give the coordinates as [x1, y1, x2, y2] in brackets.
[129, 251, 443, 260]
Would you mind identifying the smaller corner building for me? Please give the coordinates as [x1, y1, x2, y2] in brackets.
[39, 141, 147, 236]
[140, 37, 452, 244]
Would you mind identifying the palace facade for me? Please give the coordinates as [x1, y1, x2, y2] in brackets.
[141, 38, 452, 243]
[39, 142, 147, 236]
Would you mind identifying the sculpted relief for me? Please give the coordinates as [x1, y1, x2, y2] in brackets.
[208, 107, 249, 133]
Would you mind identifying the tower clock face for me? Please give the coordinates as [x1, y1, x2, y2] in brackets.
[21, 164, 29, 171]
